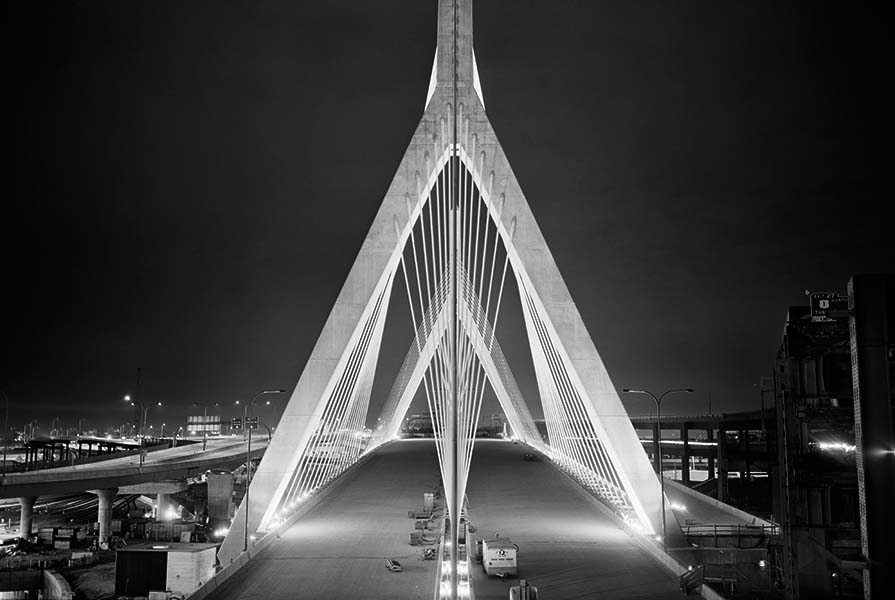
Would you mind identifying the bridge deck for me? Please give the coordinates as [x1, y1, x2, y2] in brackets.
[467, 440, 680, 600]
[205, 439, 442, 600]
[207, 439, 688, 599]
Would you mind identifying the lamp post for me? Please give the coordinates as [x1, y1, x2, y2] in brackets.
[193, 401, 220, 452]
[124, 395, 161, 465]
[622, 387, 694, 551]
[77, 418, 87, 437]
[51, 417, 61, 438]
[238, 389, 286, 552]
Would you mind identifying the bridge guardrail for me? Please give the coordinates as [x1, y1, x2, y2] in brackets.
[683, 523, 781, 549]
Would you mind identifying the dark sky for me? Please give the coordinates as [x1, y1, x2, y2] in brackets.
[7, 1, 890, 435]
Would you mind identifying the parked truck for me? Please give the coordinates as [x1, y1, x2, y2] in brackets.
[482, 537, 517, 577]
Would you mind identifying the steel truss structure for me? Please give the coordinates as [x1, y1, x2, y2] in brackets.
[219, 0, 669, 571]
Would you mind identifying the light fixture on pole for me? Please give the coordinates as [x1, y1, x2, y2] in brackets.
[124, 395, 161, 465]
[241, 389, 286, 552]
[622, 387, 694, 551]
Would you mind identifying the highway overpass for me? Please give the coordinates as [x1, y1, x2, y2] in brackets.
[0, 437, 267, 543]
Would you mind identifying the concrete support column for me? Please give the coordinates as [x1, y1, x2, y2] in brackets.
[157, 492, 174, 521]
[717, 426, 728, 502]
[707, 428, 715, 479]
[18, 496, 37, 538]
[681, 424, 691, 485]
[207, 471, 235, 522]
[95, 488, 118, 545]
[652, 423, 661, 474]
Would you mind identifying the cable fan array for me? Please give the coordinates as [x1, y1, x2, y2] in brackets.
[393, 109, 514, 523]
[259, 107, 652, 536]
[267, 284, 391, 523]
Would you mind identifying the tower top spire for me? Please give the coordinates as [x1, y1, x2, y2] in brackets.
[426, 0, 484, 109]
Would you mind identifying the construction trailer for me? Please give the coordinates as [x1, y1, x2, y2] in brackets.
[482, 537, 517, 577]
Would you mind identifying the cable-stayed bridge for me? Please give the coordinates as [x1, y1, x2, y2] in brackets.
[202, 1, 699, 598]
[0, 2, 773, 598]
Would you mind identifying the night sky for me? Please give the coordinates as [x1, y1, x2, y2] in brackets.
[7, 1, 890, 435]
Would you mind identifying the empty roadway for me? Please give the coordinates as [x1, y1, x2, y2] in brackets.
[205, 439, 684, 599]
[204, 439, 442, 600]
[466, 440, 681, 600]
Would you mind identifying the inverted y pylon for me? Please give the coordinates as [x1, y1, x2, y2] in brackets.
[219, 0, 668, 567]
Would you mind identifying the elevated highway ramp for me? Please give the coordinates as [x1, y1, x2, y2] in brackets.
[0, 438, 268, 499]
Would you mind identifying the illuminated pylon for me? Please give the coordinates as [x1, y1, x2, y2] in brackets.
[219, 0, 672, 568]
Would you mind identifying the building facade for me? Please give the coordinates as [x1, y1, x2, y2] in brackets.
[774, 275, 894, 600]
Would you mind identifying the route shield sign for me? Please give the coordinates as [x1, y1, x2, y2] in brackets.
[809, 292, 848, 321]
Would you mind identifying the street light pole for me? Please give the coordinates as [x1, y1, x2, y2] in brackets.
[125, 395, 161, 465]
[78, 418, 87, 437]
[622, 387, 694, 551]
[241, 389, 286, 552]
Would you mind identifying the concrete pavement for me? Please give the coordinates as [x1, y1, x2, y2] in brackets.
[203, 440, 442, 600]
[466, 440, 682, 600]
[204, 439, 689, 599]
